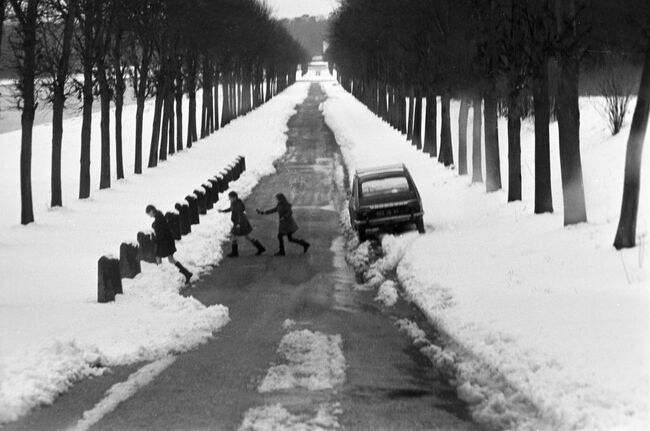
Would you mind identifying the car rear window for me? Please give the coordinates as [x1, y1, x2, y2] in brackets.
[361, 176, 411, 197]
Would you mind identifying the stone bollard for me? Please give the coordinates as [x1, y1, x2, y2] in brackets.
[137, 231, 158, 263]
[119, 242, 141, 279]
[194, 188, 208, 215]
[218, 172, 230, 191]
[203, 183, 214, 210]
[98, 255, 122, 303]
[229, 163, 238, 180]
[165, 210, 182, 240]
[208, 178, 220, 203]
[175, 202, 191, 235]
[186, 194, 200, 225]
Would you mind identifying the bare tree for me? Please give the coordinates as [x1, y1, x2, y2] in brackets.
[596, 54, 635, 135]
[555, 0, 587, 225]
[9, 0, 42, 224]
[40, 0, 78, 207]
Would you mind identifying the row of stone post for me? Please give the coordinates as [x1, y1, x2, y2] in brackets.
[98, 156, 247, 303]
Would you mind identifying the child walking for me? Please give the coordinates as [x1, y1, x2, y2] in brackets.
[219, 191, 266, 257]
[146, 204, 193, 283]
[257, 193, 310, 256]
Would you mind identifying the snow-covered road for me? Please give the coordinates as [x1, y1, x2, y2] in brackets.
[4, 83, 480, 431]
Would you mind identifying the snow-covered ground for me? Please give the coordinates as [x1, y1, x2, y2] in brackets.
[321, 79, 650, 430]
[0, 82, 310, 423]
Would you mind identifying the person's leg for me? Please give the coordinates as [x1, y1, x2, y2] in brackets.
[172, 256, 192, 283]
[246, 234, 266, 255]
[276, 234, 286, 256]
[167, 256, 177, 265]
[227, 236, 239, 257]
[287, 233, 310, 253]
[156, 257, 162, 265]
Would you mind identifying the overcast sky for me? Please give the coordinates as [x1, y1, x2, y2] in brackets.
[266, 0, 338, 18]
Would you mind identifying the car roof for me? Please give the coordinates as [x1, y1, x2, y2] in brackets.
[355, 164, 409, 180]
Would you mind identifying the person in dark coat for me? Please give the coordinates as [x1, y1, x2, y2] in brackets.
[219, 191, 266, 257]
[257, 193, 310, 256]
[146, 205, 193, 283]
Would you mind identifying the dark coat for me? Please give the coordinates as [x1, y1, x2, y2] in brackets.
[264, 201, 299, 235]
[225, 199, 253, 236]
[152, 212, 177, 257]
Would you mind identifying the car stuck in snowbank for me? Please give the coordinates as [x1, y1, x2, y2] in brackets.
[348, 164, 425, 241]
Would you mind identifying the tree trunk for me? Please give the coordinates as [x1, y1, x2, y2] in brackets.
[79, 14, 94, 198]
[556, 0, 587, 225]
[412, 95, 423, 150]
[51, 90, 64, 207]
[50, 0, 76, 207]
[458, 98, 469, 175]
[167, 84, 175, 155]
[135, 94, 145, 172]
[186, 58, 197, 148]
[133, 44, 150, 174]
[97, 66, 111, 190]
[160, 83, 171, 161]
[423, 94, 437, 156]
[148, 77, 164, 168]
[614, 52, 650, 249]
[472, 96, 483, 183]
[439, 94, 454, 167]
[507, 83, 522, 201]
[213, 67, 220, 130]
[533, 62, 553, 213]
[16, 0, 39, 223]
[484, 82, 502, 192]
[221, 75, 231, 127]
[0, 0, 6, 61]
[407, 96, 415, 141]
[112, 35, 125, 180]
[175, 74, 183, 152]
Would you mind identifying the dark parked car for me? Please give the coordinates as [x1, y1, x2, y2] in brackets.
[349, 164, 425, 241]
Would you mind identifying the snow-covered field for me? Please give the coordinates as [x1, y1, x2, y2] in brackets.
[0, 81, 310, 423]
[321, 80, 650, 430]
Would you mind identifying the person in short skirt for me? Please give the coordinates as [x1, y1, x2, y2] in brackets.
[257, 193, 310, 256]
[146, 205, 193, 283]
[219, 191, 266, 257]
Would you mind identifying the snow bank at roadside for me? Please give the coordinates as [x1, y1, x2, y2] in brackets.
[321, 80, 649, 430]
[0, 82, 310, 423]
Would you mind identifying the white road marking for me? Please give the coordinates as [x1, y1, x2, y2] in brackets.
[69, 356, 176, 431]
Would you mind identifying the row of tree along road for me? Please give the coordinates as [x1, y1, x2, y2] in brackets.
[0, 0, 309, 225]
[326, 0, 649, 249]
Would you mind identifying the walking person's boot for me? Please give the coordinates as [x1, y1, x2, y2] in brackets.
[227, 243, 239, 258]
[300, 240, 310, 254]
[275, 237, 286, 256]
[175, 262, 193, 284]
[252, 239, 266, 256]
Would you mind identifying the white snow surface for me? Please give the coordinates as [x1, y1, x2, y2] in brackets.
[0, 82, 310, 423]
[238, 403, 342, 431]
[259, 329, 346, 393]
[375, 280, 399, 307]
[321, 80, 650, 430]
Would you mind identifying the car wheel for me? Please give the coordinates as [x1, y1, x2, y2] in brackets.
[358, 228, 367, 242]
[415, 217, 425, 234]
